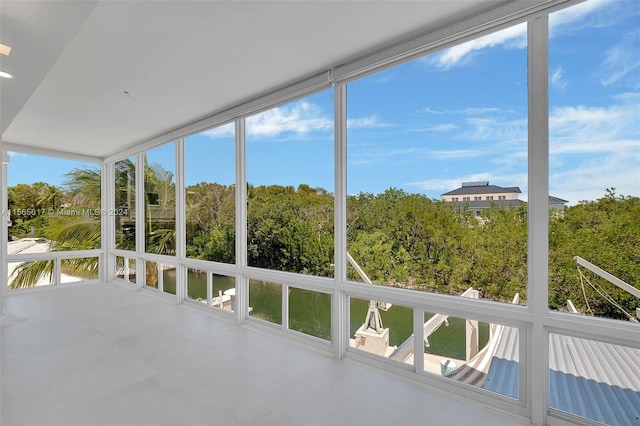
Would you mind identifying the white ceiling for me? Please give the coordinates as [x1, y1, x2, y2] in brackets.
[1, 0, 512, 159]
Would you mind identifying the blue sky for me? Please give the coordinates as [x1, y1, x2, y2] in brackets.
[8, 0, 639, 205]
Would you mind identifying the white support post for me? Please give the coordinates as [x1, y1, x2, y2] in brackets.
[528, 15, 550, 426]
[175, 138, 186, 304]
[136, 152, 145, 290]
[102, 161, 116, 282]
[466, 318, 479, 361]
[235, 118, 248, 325]
[124, 257, 130, 282]
[333, 82, 348, 357]
[282, 284, 289, 332]
[207, 272, 212, 308]
[54, 257, 61, 286]
[413, 309, 425, 373]
[157, 263, 164, 293]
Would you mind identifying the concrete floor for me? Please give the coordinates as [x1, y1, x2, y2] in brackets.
[1, 283, 530, 426]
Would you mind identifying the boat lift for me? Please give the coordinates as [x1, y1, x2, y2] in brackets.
[347, 252, 391, 333]
[573, 256, 639, 321]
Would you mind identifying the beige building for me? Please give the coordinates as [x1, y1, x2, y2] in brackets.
[441, 181, 567, 215]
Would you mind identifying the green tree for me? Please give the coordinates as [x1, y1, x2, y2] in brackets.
[247, 184, 334, 276]
[549, 190, 639, 320]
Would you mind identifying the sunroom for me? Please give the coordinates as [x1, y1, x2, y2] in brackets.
[1, 1, 638, 425]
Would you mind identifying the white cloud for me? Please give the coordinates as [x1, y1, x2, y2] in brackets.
[432, 22, 527, 69]
[551, 66, 568, 90]
[430, 150, 483, 159]
[599, 32, 640, 86]
[348, 146, 418, 166]
[430, 0, 611, 69]
[415, 107, 525, 142]
[613, 91, 640, 102]
[550, 103, 640, 154]
[550, 98, 640, 203]
[552, 138, 640, 155]
[205, 106, 386, 139]
[550, 151, 640, 204]
[464, 116, 527, 143]
[551, 105, 619, 128]
[457, 107, 501, 115]
[419, 106, 510, 117]
[549, 0, 611, 34]
[246, 101, 332, 137]
[420, 107, 444, 115]
[413, 123, 457, 132]
[203, 122, 234, 138]
[373, 75, 392, 84]
[347, 115, 390, 129]
[7, 151, 27, 158]
[490, 150, 528, 167]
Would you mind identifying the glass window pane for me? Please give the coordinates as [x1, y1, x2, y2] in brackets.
[549, 333, 640, 425]
[7, 154, 101, 257]
[212, 274, 235, 312]
[115, 157, 136, 251]
[249, 279, 282, 325]
[246, 91, 334, 277]
[185, 124, 235, 263]
[187, 268, 207, 304]
[161, 265, 176, 295]
[349, 297, 413, 365]
[145, 261, 158, 289]
[115, 256, 136, 284]
[422, 311, 517, 399]
[60, 257, 99, 283]
[8, 260, 54, 290]
[548, 0, 640, 322]
[144, 143, 176, 256]
[288, 287, 331, 341]
[127, 258, 136, 284]
[346, 23, 528, 304]
[186, 269, 235, 312]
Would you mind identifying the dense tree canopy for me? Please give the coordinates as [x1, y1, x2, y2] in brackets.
[8, 166, 638, 321]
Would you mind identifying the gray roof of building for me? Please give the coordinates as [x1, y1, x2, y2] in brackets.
[482, 328, 640, 425]
[548, 195, 569, 203]
[442, 184, 521, 196]
[450, 197, 567, 208]
[548, 333, 640, 425]
[483, 325, 519, 399]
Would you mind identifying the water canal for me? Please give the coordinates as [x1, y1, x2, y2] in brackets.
[161, 269, 489, 361]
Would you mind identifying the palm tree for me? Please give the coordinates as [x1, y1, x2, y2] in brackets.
[36, 184, 63, 211]
[8, 160, 176, 288]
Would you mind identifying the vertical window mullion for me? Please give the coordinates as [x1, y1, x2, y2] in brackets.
[334, 82, 348, 357]
[136, 151, 145, 291]
[54, 257, 61, 286]
[413, 309, 425, 373]
[527, 14, 550, 425]
[283, 284, 289, 333]
[103, 161, 115, 282]
[175, 138, 186, 303]
[158, 262, 164, 293]
[236, 118, 248, 325]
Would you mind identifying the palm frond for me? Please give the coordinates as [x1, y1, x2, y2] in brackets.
[9, 260, 54, 289]
[52, 218, 101, 250]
